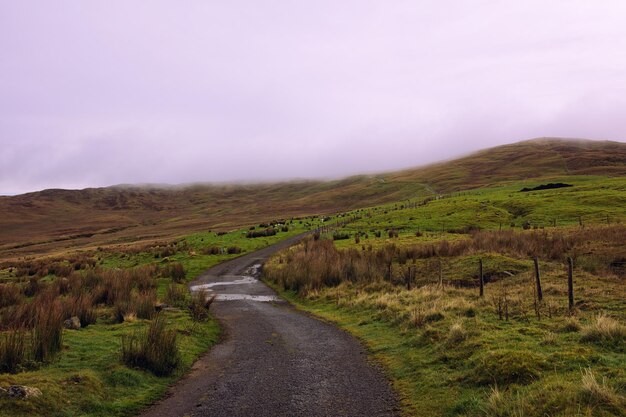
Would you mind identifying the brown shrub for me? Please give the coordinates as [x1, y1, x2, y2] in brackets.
[188, 290, 215, 322]
[31, 297, 64, 362]
[0, 329, 27, 374]
[164, 263, 186, 283]
[63, 293, 97, 327]
[165, 284, 188, 308]
[0, 284, 23, 308]
[120, 314, 180, 376]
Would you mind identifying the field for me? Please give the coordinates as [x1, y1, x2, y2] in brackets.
[1, 138, 625, 416]
[264, 176, 626, 416]
[2, 138, 625, 261]
[0, 219, 319, 417]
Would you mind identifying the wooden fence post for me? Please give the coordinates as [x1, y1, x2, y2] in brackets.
[568, 257, 574, 311]
[534, 257, 543, 302]
[479, 259, 484, 297]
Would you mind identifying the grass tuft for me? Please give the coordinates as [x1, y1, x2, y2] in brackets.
[120, 314, 180, 376]
[580, 314, 626, 347]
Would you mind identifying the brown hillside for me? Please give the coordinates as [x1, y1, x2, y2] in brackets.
[1, 138, 624, 259]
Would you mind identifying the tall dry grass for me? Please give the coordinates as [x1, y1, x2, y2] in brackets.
[120, 314, 180, 376]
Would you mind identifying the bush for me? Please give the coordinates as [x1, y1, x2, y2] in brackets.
[580, 314, 626, 347]
[467, 350, 544, 386]
[188, 290, 215, 322]
[165, 284, 188, 308]
[201, 245, 221, 255]
[133, 291, 156, 320]
[580, 368, 624, 410]
[113, 301, 133, 323]
[0, 329, 27, 374]
[562, 317, 581, 333]
[165, 263, 186, 283]
[0, 284, 23, 308]
[120, 315, 180, 376]
[23, 277, 41, 297]
[227, 246, 242, 254]
[246, 228, 277, 238]
[332, 232, 350, 241]
[446, 322, 467, 345]
[31, 298, 64, 362]
[64, 293, 97, 327]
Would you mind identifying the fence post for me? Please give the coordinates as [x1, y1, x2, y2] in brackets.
[568, 257, 574, 311]
[534, 257, 543, 302]
[479, 259, 484, 297]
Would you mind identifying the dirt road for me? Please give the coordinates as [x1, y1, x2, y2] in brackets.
[140, 234, 400, 417]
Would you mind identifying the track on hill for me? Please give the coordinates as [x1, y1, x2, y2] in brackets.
[139, 234, 400, 417]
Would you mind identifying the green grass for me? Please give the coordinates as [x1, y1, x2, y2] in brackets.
[332, 176, 625, 241]
[0, 222, 319, 417]
[1, 165, 624, 416]
[268, 278, 626, 417]
[263, 174, 626, 416]
[0, 310, 219, 417]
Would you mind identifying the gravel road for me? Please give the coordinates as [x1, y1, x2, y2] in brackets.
[139, 234, 400, 417]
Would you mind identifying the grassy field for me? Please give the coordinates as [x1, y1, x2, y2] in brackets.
[264, 177, 626, 417]
[1, 139, 625, 416]
[2, 138, 624, 260]
[0, 219, 320, 417]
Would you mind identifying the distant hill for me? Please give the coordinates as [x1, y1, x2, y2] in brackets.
[1, 138, 624, 258]
[386, 138, 626, 191]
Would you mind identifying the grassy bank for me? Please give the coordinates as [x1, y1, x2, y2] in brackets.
[264, 191, 626, 417]
[270, 280, 625, 416]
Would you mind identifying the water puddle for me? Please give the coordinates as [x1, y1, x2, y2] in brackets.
[190, 276, 257, 291]
[190, 264, 277, 302]
[213, 294, 279, 302]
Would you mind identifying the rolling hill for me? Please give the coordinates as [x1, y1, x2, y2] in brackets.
[1, 138, 624, 259]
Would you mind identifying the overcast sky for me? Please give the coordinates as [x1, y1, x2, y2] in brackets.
[2, 1, 626, 195]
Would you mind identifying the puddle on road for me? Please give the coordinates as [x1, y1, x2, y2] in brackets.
[190, 276, 257, 291]
[190, 264, 277, 302]
[213, 294, 279, 302]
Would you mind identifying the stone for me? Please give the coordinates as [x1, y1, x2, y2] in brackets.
[63, 316, 81, 330]
[7, 385, 42, 399]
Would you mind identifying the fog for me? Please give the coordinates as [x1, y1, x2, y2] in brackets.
[2, 1, 626, 195]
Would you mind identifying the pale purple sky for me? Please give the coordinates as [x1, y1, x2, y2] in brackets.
[2, 1, 626, 195]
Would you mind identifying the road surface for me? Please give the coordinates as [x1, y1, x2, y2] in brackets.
[140, 233, 400, 417]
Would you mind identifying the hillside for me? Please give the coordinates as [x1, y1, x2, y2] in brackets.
[1, 138, 624, 259]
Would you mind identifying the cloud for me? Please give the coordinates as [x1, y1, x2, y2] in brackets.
[1, 1, 625, 194]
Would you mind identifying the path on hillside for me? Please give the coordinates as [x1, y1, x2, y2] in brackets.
[139, 234, 400, 417]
